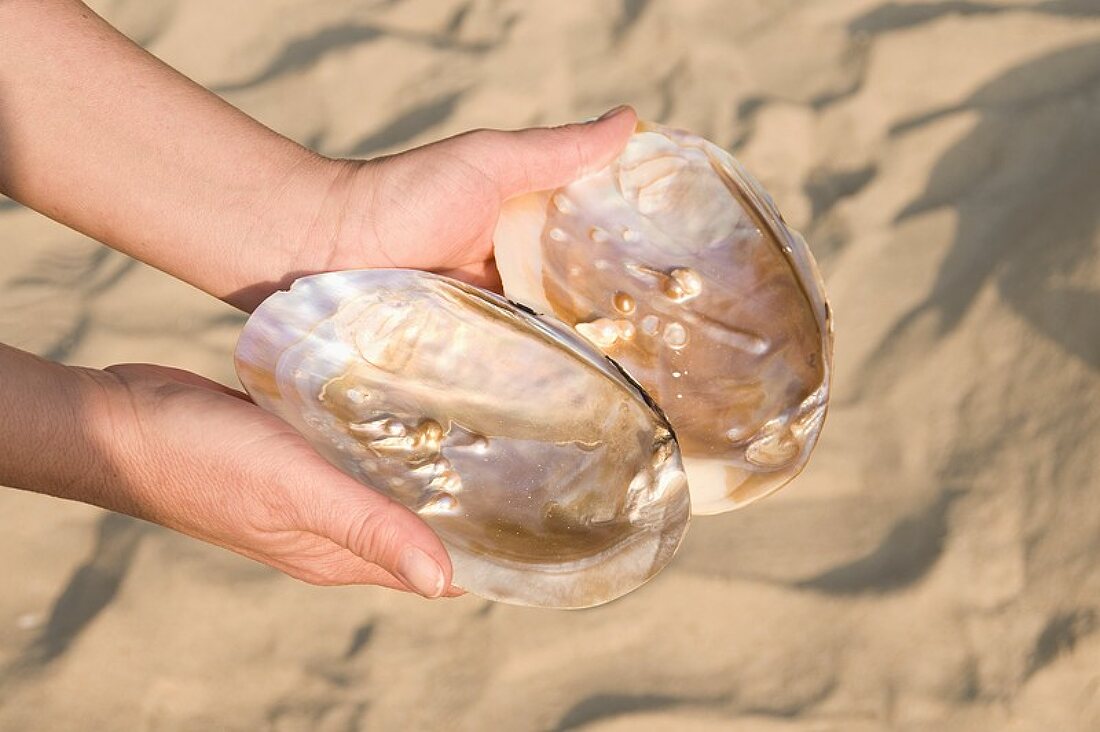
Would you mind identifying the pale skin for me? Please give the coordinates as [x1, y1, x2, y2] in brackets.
[0, 0, 638, 598]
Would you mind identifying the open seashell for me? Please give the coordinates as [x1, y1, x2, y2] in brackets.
[495, 122, 833, 515]
[235, 269, 690, 608]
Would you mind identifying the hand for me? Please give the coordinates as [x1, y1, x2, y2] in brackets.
[282, 106, 638, 297]
[90, 363, 461, 597]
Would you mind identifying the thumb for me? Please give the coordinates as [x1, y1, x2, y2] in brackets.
[462, 105, 638, 199]
[307, 476, 455, 599]
[104, 363, 249, 401]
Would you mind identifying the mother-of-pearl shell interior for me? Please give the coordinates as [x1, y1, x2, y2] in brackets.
[495, 122, 833, 515]
[235, 270, 690, 608]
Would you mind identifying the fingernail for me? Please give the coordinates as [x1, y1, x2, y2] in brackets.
[587, 105, 631, 123]
[397, 546, 445, 598]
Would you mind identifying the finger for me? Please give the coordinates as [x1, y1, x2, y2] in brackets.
[301, 474, 455, 599]
[339, 562, 465, 596]
[215, 537, 413, 592]
[458, 105, 637, 199]
[276, 541, 464, 595]
[325, 560, 467, 597]
[104, 362, 250, 401]
[436, 259, 503, 293]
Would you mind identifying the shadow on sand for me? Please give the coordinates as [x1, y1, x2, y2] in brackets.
[856, 40, 1100, 402]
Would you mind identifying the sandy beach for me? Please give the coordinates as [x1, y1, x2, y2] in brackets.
[1, 0, 1099, 729]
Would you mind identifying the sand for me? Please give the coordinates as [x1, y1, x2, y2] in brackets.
[2, 0, 1099, 729]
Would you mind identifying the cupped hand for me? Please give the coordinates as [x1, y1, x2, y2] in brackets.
[293, 105, 638, 294]
[93, 363, 461, 597]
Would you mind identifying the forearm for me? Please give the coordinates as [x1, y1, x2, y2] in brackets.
[0, 0, 344, 310]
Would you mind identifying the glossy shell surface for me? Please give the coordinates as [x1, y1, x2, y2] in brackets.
[235, 269, 690, 608]
[495, 122, 833, 515]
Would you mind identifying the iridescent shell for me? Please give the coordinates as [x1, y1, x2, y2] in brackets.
[234, 269, 690, 608]
[495, 122, 833, 515]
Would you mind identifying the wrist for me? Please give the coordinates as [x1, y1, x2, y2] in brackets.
[0, 345, 128, 511]
[228, 154, 367, 312]
[63, 365, 149, 516]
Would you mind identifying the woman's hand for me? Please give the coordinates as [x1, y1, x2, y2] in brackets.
[300, 107, 638, 294]
[227, 106, 637, 309]
[92, 363, 461, 597]
[0, 343, 458, 597]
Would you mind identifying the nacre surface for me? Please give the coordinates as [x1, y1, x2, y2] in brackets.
[235, 269, 690, 608]
[495, 122, 833, 515]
